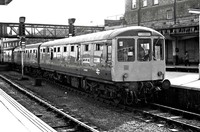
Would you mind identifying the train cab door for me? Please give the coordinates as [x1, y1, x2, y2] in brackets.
[135, 37, 165, 81]
[135, 38, 152, 81]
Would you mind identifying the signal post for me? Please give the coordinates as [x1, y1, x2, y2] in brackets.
[18, 16, 27, 80]
[68, 18, 76, 37]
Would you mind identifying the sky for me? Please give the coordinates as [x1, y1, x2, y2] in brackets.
[0, 0, 125, 26]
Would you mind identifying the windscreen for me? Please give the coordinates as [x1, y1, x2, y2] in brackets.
[137, 39, 151, 61]
[117, 38, 135, 62]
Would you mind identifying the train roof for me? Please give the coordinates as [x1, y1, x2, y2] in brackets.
[12, 43, 42, 51]
[3, 47, 15, 51]
[41, 26, 164, 47]
[25, 43, 42, 49]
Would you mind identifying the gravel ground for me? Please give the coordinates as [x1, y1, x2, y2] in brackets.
[0, 71, 172, 132]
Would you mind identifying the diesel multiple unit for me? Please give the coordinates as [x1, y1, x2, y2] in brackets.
[3, 26, 170, 104]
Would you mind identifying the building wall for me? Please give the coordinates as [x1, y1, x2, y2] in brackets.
[124, 0, 200, 64]
[125, 0, 200, 28]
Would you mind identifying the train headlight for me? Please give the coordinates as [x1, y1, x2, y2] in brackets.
[157, 71, 163, 77]
[123, 73, 128, 81]
[123, 73, 128, 78]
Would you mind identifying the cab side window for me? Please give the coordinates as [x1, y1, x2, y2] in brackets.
[153, 38, 164, 61]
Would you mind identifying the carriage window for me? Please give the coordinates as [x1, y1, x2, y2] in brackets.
[50, 49, 53, 60]
[43, 48, 45, 53]
[96, 44, 103, 51]
[64, 46, 67, 52]
[85, 44, 89, 51]
[35, 50, 37, 58]
[118, 38, 135, 62]
[96, 44, 100, 51]
[71, 46, 74, 52]
[107, 45, 112, 64]
[153, 38, 164, 61]
[28, 51, 30, 58]
[57, 47, 60, 52]
[137, 39, 151, 61]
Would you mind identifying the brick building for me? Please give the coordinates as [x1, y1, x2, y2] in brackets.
[123, 0, 200, 65]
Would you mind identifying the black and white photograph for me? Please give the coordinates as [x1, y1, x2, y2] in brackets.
[0, 0, 200, 131]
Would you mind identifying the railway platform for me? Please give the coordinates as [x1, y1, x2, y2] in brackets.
[0, 88, 56, 132]
[162, 71, 200, 113]
[166, 64, 198, 72]
[166, 71, 200, 90]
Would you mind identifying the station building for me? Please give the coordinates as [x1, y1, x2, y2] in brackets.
[106, 0, 200, 65]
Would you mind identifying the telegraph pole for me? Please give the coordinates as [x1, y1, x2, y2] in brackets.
[19, 16, 26, 80]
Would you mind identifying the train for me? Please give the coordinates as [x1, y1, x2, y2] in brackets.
[3, 26, 170, 104]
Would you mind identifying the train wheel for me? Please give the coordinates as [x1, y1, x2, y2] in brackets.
[113, 93, 122, 105]
[92, 88, 100, 98]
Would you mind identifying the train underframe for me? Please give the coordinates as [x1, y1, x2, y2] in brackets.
[13, 64, 169, 105]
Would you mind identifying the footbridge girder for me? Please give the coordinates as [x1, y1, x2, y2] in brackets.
[0, 22, 104, 39]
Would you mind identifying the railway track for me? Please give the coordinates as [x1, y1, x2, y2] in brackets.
[40, 75, 200, 131]
[0, 74, 99, 132]
[144, 103, 200, 131]
[2, 71, 200, 131]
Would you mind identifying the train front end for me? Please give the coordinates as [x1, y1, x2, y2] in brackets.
[111, 27, 170, 103]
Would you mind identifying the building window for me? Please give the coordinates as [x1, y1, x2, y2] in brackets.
[132, 0, 136, 9]
[153, 0, 159, 5]
[142, 0, 147, 7]
[167, 10, 173, 19]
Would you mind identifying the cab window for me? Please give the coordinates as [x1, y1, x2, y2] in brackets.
[153, 38, 164, 60]
[117, 38, 135, 62]
[137, 39, 151, 61]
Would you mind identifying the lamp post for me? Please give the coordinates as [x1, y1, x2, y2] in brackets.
[19, 16, 26, 79]
[188, 9, 200, 79]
